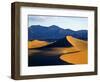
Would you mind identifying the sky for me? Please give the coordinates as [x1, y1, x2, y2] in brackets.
[28, 15, 88, 31]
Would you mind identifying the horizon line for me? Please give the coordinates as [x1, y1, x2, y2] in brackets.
[28, 24, 88, 31]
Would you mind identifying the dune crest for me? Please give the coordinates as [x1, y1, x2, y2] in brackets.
[60, 36, 88, 64]
[66, 36, 87, 50]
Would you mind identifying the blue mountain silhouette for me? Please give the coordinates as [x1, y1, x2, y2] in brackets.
[28, 25, 88, 42]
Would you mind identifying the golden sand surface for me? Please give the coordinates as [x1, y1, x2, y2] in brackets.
[28, 40, 48, 48]
[60, 36, 88, 64]
[28, 36, 88, 64]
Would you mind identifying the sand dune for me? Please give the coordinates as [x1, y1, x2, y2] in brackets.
[28, 36, 88, 64]
[60, 36, 88, 64]
[28, 40, 48, 49]
[66, 36, 87, 50]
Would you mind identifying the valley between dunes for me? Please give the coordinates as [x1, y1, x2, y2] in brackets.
[28, 36, 88, 64]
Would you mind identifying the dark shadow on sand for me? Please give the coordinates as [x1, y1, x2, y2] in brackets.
[28, 50, 73, 66]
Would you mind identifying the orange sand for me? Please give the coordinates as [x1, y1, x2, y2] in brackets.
[60, 36, 88, 64]
[28, 40, 48, 48]
[60, 50, 87, 64]
[28, 36, 88, 64]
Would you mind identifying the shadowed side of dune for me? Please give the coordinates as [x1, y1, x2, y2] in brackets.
[28, 53, 72, 66]
[28, 36, 88, 66]
[28, 36, 75, 66]
[32, 37, 72, 50]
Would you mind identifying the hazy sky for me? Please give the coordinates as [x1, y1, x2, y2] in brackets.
[28, 15, 88, 31]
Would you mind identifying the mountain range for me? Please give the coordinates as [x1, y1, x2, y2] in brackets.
[28, 25, 88, 42]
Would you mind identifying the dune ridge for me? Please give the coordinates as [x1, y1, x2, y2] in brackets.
[28, 36, 88, 65]
[60, 36, 88, 64]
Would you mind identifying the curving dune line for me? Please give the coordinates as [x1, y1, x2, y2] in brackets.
[60, 36, 88, 64]
[66, 36, 87, 51]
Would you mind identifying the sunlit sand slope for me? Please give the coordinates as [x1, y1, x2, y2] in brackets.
[60, 36, 88, 64]
[28, 40, 48, 48]
[66, 36, 87, 50]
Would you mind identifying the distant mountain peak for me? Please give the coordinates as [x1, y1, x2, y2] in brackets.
[28, 25, 88, 41]
[49, 25, 63, 30]
[50, 25, 59, 27]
